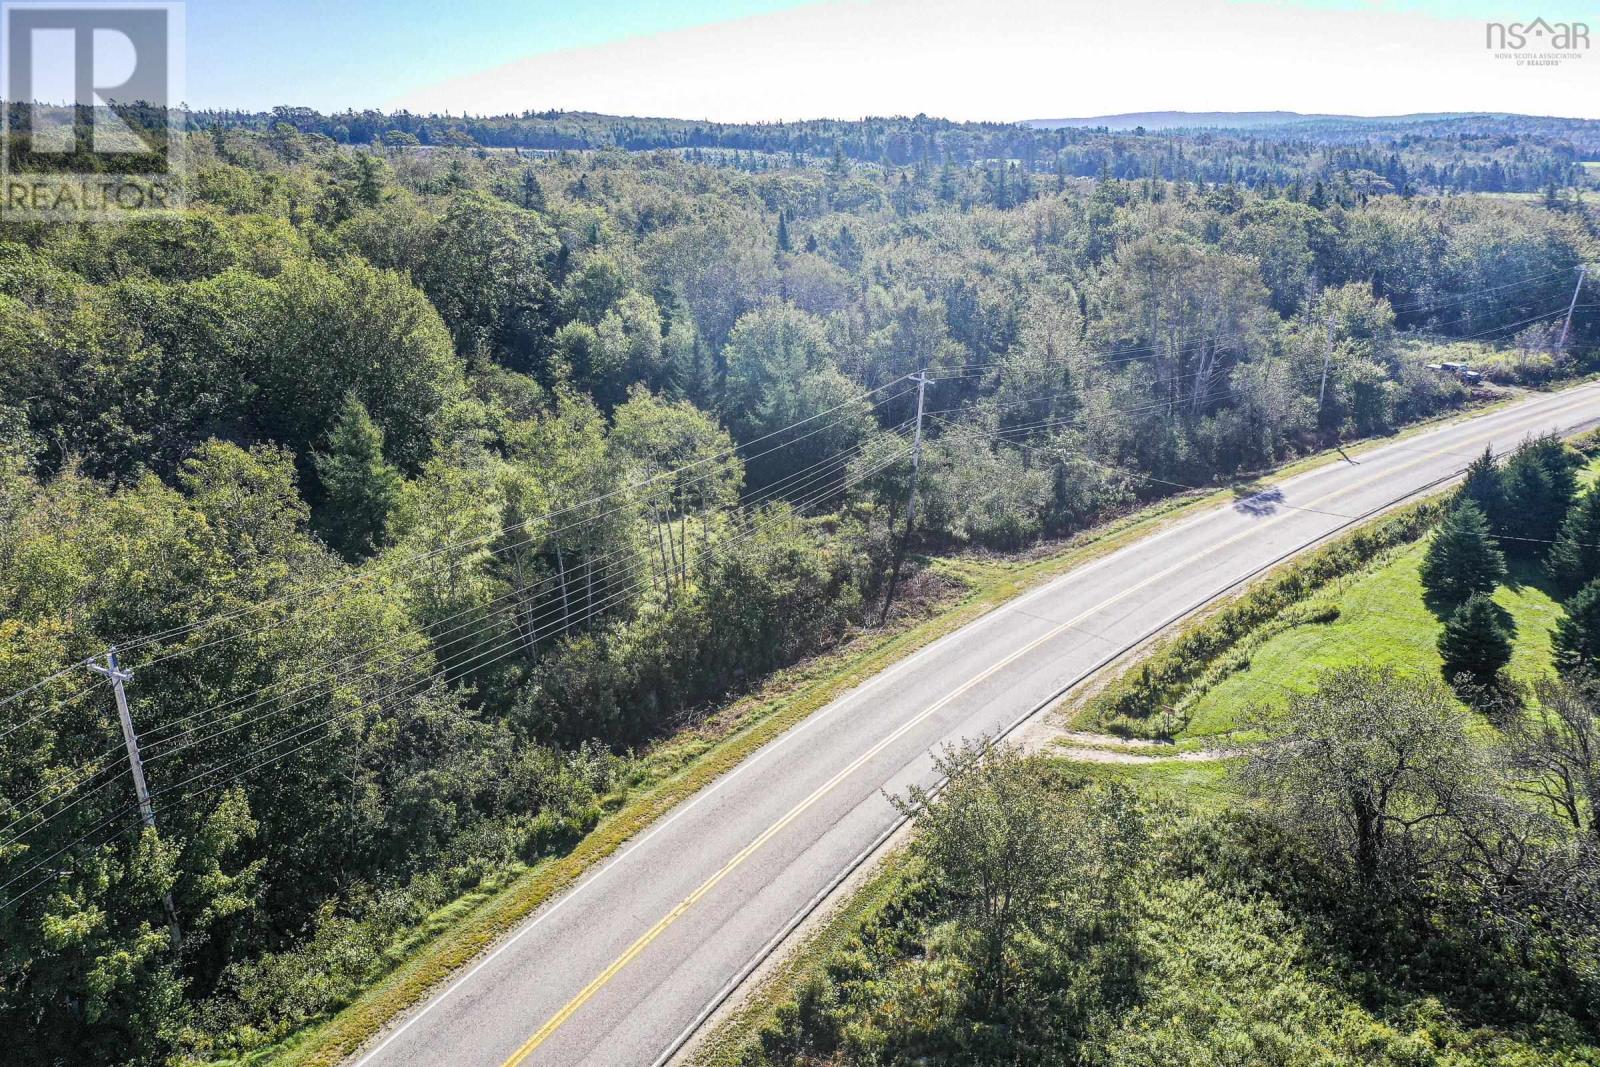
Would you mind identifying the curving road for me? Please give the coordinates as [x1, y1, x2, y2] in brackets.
[351, 381, 1600, 1067]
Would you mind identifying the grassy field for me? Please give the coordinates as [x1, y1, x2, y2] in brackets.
[1051, 756, 1237, 807]
[1180, 543, 1564, 740]
[1174, 449, 1600, 742]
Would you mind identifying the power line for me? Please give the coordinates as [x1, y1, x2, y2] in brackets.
[5, 271, 1590, 870]
[139, 441, 916, 775]
[0, 380, 918, 732]
[2, 428, 918, 846]
[117, 378, 915, 661]
[0, 443, 920, 906]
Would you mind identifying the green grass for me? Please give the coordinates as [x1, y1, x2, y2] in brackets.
[1180, 448, 1600, 741]
[1181, 542, 1564, 740]
[1054, 757, 1238, 809]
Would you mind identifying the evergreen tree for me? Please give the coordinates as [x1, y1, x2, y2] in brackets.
[776, 211, 791, 253]
[1502, 434, 1578, 556]
[315, 395, 403, 560]
[828, 143, 848, 178]
[520, 168, 546, 211]
[1438, 591, 1513, 688]
[1555, 577, 1600, 673]
[1550, 487, 1600, 594]
[1456, 445, 1507, 538]
[1419, 501, 1505, 604]
[352, 152, 384, 207]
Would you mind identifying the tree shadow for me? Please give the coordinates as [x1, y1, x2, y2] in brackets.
[1219, 815, 1599, 1048]
[1231, 483, 1285, 517]
[1420, 589, 1523, 635]
[1422, 584, 1523, 636]
[1500, 555, 1561, 601]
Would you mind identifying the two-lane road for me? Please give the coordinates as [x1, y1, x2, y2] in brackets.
[353, 381, 1600, 1067]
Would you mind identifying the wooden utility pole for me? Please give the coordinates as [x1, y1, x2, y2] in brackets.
[90, 649, 181, 949]
[878, 372, 928, 627]
[1557, 265, 1589, 357]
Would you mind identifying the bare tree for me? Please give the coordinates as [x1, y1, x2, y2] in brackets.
[1506, 672, 1600, 840]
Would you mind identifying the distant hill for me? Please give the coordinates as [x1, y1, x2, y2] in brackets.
[1022, 111, 1477, 131]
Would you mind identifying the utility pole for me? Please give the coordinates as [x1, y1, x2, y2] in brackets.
[90, 648, 181, 949]
[878, 372, 927, 627]
[1557, 265, 1589, 357]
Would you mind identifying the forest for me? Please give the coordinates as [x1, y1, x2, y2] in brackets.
[0, 111, 1598, 1064]
[197, 106, 1600, 193]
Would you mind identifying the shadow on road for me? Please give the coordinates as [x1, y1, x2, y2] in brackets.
[1231, 484, 1286, 516]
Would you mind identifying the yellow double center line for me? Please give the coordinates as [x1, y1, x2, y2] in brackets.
[499, 390, 1598, 1066]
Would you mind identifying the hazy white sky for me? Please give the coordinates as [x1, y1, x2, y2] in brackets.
[382, 0, 1596, 121]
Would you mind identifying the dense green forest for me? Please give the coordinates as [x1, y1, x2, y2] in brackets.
[1, 113, 1598, 1064]
[199, 106, 1600, 193]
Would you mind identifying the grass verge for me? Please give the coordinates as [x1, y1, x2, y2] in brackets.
[1183, 546, 1565, 739]
[686, 848, 922, 1067]
[1078, 498, 1447, 739]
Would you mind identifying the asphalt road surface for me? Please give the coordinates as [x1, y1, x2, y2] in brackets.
[352, 382, 1600, 1067]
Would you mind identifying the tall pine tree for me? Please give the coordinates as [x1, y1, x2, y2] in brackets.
[1457, 445, 1508, 540]
[1502, 434, 1579, 557]
[1550, 487, 1600, 594]
[315, 395, 404, 560]
[1555, 577, 1600, 674]
[1420, 501, 1505, 605]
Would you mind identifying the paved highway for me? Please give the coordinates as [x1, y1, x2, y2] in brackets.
[352, 381, 1600, 1067]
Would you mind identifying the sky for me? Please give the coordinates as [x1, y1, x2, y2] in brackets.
[184, 0, 1599, 121]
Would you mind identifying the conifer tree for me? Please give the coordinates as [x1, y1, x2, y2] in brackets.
[1420, 501, 1505, 605]
[520, 168, 546, 211]
[315, 395, 403, 560]
[1456, 445, 1507, 539]
[1550, 487, 1600, 594]
[1502, 434, 1578, 556]
[1555, 577, 1600, 673]
[1438, 591, 1513, 688]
